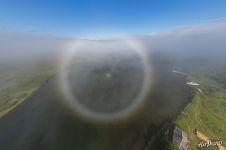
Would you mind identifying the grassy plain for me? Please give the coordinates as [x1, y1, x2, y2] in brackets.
[0, 60, 57, 117]
[175, 66, 226, 149]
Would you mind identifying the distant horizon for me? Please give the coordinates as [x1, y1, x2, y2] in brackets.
[1, 17, 226, 39]
[0, 20, 226, 63]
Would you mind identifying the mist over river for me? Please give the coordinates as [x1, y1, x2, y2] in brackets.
[0, 51, 193, 150]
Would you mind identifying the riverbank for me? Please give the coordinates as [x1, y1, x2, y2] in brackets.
[0, 62, 57, 118]
[175, 67, 226, 149]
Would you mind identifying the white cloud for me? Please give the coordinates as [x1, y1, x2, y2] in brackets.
[0, 31, 68, 61]
[0, 20, 226, 63]
[138, 21, 226, 61]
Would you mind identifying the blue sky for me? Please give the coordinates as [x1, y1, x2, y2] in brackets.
[0, 0, 226, 37]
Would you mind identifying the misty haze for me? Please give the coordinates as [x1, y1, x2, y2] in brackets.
[0, 1, 226, 150]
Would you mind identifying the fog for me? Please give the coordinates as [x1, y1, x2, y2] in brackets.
[0, 21, 226, 65]
[0, 31, 66, 62]
[59, 40, 151, 120]
[138, 21, 226, 63]
[1, 21, 225, 150]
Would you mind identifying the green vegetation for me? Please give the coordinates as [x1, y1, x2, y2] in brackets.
[0, 61, 57, 117]
[175, 66, 226, 149]
[161, 129, 178, 150]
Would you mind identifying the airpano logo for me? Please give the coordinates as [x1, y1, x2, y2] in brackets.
[198, 140, 223, 148]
